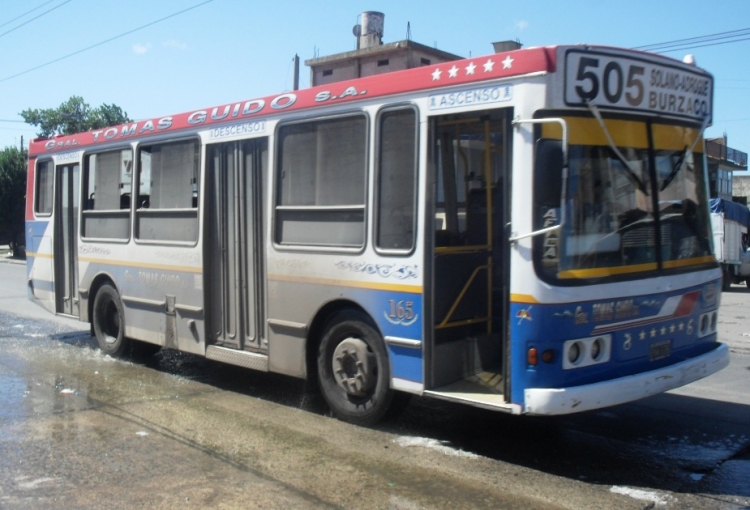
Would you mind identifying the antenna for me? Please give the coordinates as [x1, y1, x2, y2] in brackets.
[406, 21, 411, 40]
[352, 23, 362, 50]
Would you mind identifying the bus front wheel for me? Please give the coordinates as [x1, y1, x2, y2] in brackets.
[92, 284, 130, 357]
[317, 310, 394, 426]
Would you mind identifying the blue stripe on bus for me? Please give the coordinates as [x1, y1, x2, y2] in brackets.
[388, 344, 423, 383]
[25, 220, 50, 254]
[346, 288, 424, 384]
[30, 279, 54, 293]
[508, 280, 720, 406]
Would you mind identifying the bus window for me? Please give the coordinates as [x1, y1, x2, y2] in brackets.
[81, 149, 132, 240]
[275, 114, 367, 248]
[376, 108, 417, 252]
[35, 160, 54, 216]
[135, 139, 199, 243]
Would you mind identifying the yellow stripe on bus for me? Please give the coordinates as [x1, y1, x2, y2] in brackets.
[541, 117, 704, 152]
[557, 262, 658, 279]
[267, 273, 423, 294]
[510, 294, 539, 304]
[557, 255, 716, 279]
[663, 255, 717, 270]
[25, 251, 52, 259]
[78, 256, 203, 274]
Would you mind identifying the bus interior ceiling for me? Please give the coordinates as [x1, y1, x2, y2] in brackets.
[430, 109, 511, 392]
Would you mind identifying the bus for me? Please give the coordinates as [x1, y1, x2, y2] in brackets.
[25, 44, 729, 425]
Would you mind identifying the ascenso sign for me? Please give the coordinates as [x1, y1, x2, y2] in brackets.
[564, 49, 713, 120]
[429, 84, 513, 110]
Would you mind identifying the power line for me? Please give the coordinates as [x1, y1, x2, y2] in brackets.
[639, 35, 750, 53]
[635, 27, 750, 53]
[0, 0, 57, 29]
[646, 36, 750, 54]
[0, 0, 72, 40]
[634, 27, 750, 50]
[0, 126, 36, 131]
[0, 0, 213, 84]
[0, 119, 26, 123]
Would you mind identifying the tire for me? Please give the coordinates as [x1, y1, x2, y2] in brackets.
[92, 283, 130, 357]
[317, 310, 394, 426]
[722, 266, 732, 292]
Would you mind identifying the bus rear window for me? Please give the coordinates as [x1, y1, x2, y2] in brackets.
[35, 160, 54, 216]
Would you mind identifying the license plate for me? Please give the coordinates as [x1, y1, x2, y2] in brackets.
[650, 340, 671, 361]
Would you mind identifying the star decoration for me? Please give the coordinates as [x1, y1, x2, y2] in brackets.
[448, 65, 459, 78]
[639, 330, 647, 340]
[678, 322, 684, 331]
[483, 59, 495, 72]
[432, 68, 442, 81]
[650, 328, 657, 338]
[465, 62, 476, 75]
[502, 55, 514, 69]
[660, 326, 667, 336]
[669, 324, 676, 333]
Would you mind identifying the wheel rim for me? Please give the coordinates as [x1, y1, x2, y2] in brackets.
[331, 337, 376, 397]
[100, 298, 120, 345]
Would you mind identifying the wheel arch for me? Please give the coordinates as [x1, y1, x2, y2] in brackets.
[83, 272, 120, 324]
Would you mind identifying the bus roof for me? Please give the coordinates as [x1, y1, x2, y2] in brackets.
[29, 45, 557, 156]
[28, 44, 711, 156]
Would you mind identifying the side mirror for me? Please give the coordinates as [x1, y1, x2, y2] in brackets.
[534, 139, 563, 208]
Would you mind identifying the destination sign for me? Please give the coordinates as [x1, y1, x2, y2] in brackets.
[564, 49, 713, 121]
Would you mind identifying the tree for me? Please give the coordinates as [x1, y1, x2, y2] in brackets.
[0, 145, 28, 258]
[19, 96, 132, 138]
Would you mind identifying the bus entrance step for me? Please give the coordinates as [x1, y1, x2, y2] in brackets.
[423, 371, 521, 414]
[206, 345, 269, 372]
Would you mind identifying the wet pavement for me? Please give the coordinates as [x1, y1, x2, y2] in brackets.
[1, 261, 749, 508]
[0, 317, 560, 509]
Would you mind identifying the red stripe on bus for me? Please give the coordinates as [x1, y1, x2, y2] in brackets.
[29, 47, 556, 155]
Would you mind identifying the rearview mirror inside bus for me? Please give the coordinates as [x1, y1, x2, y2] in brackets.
[534, 139, 563, 208]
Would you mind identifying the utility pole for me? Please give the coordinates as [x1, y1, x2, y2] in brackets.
[293, 54, 300, 91]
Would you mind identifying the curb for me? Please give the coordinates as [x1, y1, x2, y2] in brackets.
[0, 257, 26, 266]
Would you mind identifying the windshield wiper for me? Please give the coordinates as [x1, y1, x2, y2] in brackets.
[660, 146, 687, 192]
[587, 103, 649, 195]
[659, 115, 710, 192]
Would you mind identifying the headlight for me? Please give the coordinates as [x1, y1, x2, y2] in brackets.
[562, 335, 612, 370]
[698, 311, 718, 338]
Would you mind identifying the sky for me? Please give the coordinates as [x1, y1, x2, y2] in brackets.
[2, 0, 750, 159]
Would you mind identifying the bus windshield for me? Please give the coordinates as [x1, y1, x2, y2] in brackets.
[538, 117, 714, 281]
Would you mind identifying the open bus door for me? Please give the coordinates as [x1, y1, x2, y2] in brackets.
[54, 163, 79, 317]
[424, 109, 514, 409]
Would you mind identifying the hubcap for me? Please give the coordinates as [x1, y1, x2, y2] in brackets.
[332, 337, 375, 397]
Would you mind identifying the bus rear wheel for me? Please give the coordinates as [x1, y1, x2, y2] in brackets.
[317, 310, 394, 426]
[92, 283, 130, 357]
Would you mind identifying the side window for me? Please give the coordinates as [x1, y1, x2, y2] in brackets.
[81, 149, 132, 240]
[376, 108, 417, 251]
[136, 139, 200, 243]
[35, 160, 54, 216]
[275, 115, 367, 247]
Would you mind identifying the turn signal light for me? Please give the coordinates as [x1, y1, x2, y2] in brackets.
[527, 347, 538, 366]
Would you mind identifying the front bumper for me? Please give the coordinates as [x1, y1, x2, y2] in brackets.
[523, 343, 730, 415]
